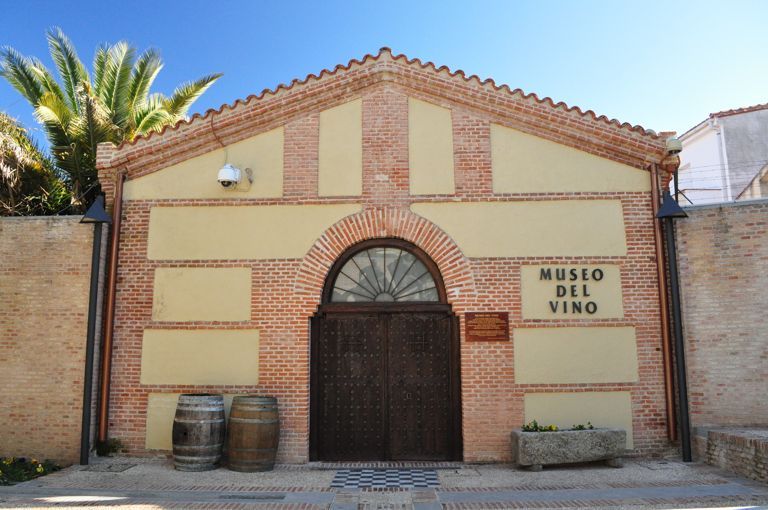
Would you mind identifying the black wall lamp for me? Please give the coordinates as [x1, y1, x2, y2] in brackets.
[79, 195, 112, 465]
[657, 190, 691, 461]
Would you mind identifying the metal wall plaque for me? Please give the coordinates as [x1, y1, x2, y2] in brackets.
[465, 312, 509, 342]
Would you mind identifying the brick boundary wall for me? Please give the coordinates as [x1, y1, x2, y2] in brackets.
[0, 216, 98, 465]
[675, 198, 768, 440]
[706, 429, 768, 483]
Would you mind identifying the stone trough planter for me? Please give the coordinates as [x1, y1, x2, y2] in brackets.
[511, 428, 627, 471]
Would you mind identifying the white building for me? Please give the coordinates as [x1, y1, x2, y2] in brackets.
[678, 103, 768, 205]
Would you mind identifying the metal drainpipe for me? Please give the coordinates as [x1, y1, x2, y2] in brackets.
[80, 221, 104, 465]
[663, 215, 692, 461]
[96, 172, 126, 447]
[710, 118, 732, 202]
[650, 163, 677, 441]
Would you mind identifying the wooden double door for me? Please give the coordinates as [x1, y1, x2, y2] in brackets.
[310, 310, 461, 461]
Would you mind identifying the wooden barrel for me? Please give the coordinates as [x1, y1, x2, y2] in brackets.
[226, 395, 280, 472]
[172, 394, 225, 471]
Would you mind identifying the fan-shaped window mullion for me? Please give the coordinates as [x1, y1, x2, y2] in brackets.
[350, 256, 380, 297]
[385, 249, 404, 294]
[329, 246, 440, 303]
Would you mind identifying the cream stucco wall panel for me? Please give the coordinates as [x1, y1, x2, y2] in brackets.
[490, 123, 650, 193]
[318, 99, 362, 196]
[411, 201, 627, 257]
[152, 267, 251, 322]
[524, 392, 634, 447]
[146, 393, 235, 450]
[147, 204, 361, 260]
[514, 327, 638, 384]
[520, 265, 624, 319]
[124, 127, 283, 200]
[140, 329, 259, 385]
[408, 98, 455, 195]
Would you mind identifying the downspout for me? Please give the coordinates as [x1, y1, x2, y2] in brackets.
[650, 162, 677, 441]
[662, 207, 692, 461]
[96, 171, 126, 448]
[80, 221, 104, 464]
[709, 118, 732, 201]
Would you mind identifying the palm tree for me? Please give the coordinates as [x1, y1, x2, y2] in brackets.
[1, 28, 221, 210]
[0, 112, 68, 215]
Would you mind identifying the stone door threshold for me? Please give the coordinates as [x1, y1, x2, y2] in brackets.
[304, 461, 467, 470]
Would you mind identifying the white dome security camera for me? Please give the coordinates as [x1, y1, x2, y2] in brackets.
[665, 137, 683, 156]
[217, 164, 241, 189]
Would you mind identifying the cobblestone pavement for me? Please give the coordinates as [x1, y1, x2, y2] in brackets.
[0, 458, 766, 509]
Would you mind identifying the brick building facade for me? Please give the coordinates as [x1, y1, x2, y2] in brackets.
[96, 49, 673, 462]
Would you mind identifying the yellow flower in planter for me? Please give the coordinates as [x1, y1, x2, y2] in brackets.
[36, 465, 44, 474]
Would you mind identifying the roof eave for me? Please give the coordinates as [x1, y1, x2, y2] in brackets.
[98, 48, 668, 180]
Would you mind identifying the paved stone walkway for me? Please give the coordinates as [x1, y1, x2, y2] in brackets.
[0, 458, 766, 509]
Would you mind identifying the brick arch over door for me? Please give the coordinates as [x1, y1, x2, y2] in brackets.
[293, 208, 477, 314]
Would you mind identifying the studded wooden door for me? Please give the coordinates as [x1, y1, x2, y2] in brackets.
[311, 314, 386, 461]
[310, 311, 460, 461]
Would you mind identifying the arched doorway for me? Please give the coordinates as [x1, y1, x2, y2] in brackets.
[310, 239, 462, 461]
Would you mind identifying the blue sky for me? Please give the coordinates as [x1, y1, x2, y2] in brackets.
[2, 0, 767, 148]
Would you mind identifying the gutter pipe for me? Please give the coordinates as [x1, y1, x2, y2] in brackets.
[79, 195, 112, 464]
[80, 222, 103, 464]
[96, 172, 126, 447]
[650, 163, 678, 441]
[657, 190, 692, 461]
[663, 214, 692, 461]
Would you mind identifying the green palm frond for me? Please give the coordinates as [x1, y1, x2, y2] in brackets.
[28, 57, 66, 102]
[1, 28, 221, 212]
[70, 83, 119, 150]
[127, 49, 163, 118]
[100, 42, 136, 128]
[34, 92, 76, 173]
[34, 91, 72, 133]
[0, 47, 45, 104]
[135, 107, 173, 136]
[132, 93, 173, 137]
[46, 27, 90, 112]
[34, 90, 88, 192]
[92, 44, 109, 94]
[164, 73, 222, 118]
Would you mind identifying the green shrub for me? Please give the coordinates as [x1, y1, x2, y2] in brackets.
[0, 457, 60, 485]
[522, 420, 559, 432]
[95, 438, 126, 457]
[522, 420, 595, 432]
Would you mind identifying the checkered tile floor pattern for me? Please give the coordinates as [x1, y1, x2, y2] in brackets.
[331, 468, 439, 489]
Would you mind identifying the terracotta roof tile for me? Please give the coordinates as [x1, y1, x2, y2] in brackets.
[387, 49, 658, 138]
[710, 102, 768, 119]
[118, 47, 660, 150]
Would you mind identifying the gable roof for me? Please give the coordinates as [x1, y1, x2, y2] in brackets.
[97, 48, 668, 185]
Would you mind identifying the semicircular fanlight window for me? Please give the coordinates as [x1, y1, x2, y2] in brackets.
[330, 247, 439, 303]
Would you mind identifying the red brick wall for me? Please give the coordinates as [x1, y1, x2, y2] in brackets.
[676, 199, 768, 430]
[0, 217, 94, 465]
[98, 53, 671, 462]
